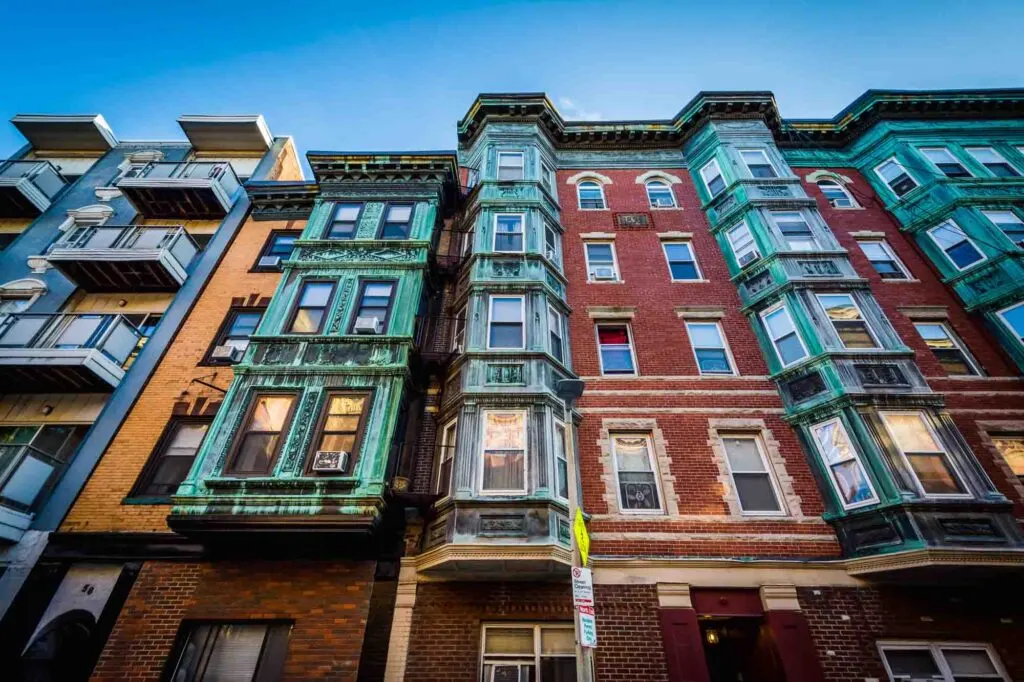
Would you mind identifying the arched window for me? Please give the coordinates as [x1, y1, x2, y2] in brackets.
[817, 179, 858, 209]
[646, 180, 676, 208]
[577, 181, 606, 210]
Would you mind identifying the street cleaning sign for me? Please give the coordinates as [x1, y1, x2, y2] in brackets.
[573, 508, 590, 567]
[572, 567, 597, 648]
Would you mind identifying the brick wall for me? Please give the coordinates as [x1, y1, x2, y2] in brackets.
[593, 584, 669, 682]
[91, 559, 376, 682]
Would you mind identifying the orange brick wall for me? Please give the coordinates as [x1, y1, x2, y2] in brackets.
[60, 216, 305, 533]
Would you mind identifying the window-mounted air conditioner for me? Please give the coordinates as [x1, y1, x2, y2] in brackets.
[257, 255, 281, 268]
[592, 266, 616, 280]
[490, 664, 528, 682]
[311, 450, 349, 473]
[738, 251, 761, 267]
[353, 316, 383, 335]
[210, 345, 243, 363]
[546, 248, 558, 261]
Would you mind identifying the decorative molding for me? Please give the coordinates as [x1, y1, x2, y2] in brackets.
[597, 417, 680, 516]
[657, 231, 694, 240]
[587, 306, 636, 320]
[849, 230, 887, 239]
[413, 543, 572, 574]
[565, 170, 613, 186]
[635, 170, 683, 185]
[898, 305, 949, 320]
[94, 186, 122, 202]
[804, 169, 854, 185]
[66, 204, 114, 226]
[124, 149, 165, 164]
[25, 257, 52, 274]
[675, 306, 725, 320]
[656, 582, 692, 608]
[844, 547, 1024, 576]
[579, 232, 616, 239]
[760, 584, 801, 611]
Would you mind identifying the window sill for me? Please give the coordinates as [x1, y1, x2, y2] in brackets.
[650, 206, 683, 211]
[123, 495, 173, 505]
[586, 279, 625, 284]
[880, 278, 921, 284]
[669, 279, 710, 284]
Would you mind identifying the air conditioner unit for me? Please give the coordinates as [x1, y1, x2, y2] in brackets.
[353, 316, 383, 334]
[311, 450, 349, 473]
[210, 345, 243, 362]
[546, 248, 558, 261]
[490, 664, 528, 682]
[738, 251, 760, 267]
[257, 255, 281, 268]
[592, 266, 616, 280]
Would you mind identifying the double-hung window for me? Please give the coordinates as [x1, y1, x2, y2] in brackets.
[227, 393, 298, 475]
[875, 158, 919, 197]
[165, 622, 291, 682]
[493, 214, 525, 252]
[878, 642, 1008, 682]
[553, 421, 569, 500]
[817, 293, 878, 349]
[662, 241, 701, 280]
[646, 180, 676, 208]
[810, 418, 877, 508]
[547, 305, 565, 364]
[928, 220, 986, 270]
[577, 181, 606, 209]
[771, 211, 817, 251]
[544, 223, 561, 265]
[858, 240, 911, 280]
[488, 296, 524, 349]
[436, 419, 457, 496]
[326, 203, 362, 239]
[920, 147, 972, 178]
[686, 321, 735, 375]
[817, 179, 858, 208]
[480, 410, 527, 493]
[541, 162, 555, 194]
[881, 411, 966, 497]
[451, 305, 467, 353]
[480, 624, 575, 682]
[611, 433, 661, 512]
[254, 231, 297, 271]
[739, 149, 778, 178]
[584, 242, 619, 281]
[981, 210, 1024, 248]
[762, 305, 807, 367]
[596, 324, 636, 375]
[914, 322, 980, 376]
[991, 436, 1024, 481]
[966, 147, 1020, 177]
[206, 307, 264, 363]
[379, 204, 413, 239]
[998, 301, 1024, 346]
[307, 392, 369, 474]
[131, 417, 211, 498]
[287, 281, 335, 334]
[726, 221, 759, 267]
[721, 434, 783, 514]
[497, 151, 525, 181]
[350, 281, 395, 334]
[700, 158, 726, 197]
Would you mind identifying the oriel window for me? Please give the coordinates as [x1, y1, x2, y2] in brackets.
[227, 393, 297, 475]
[326, 203, 362, 239]
[380, 204, 413, 239]
[287, 281, 334, 334]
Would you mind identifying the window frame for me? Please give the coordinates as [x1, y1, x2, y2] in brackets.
[760, 303, 809, 368]
[251, 229, 299, 272]
[347, 279, 398, 335]
[160, 620, 292, 682]
[816, 292, 880, 349]
[738, 148, 779, 179]
[726, 220, 760, 266]
[487, 294, 526, 351]
[478, 409, 529, 495]
[857, 239, 912, 280]
[981, 209, 1024, 248]
[700, 158, 726, 198]
[879, 411, 971, 499]
[913, 321, 981, 376]
[990, 434, 1024, 481]
[661, 241, 702, 281]
[324, 202, 364, 240]
[452, 304, 467, 353]
[547, 304, 566, 365]
[595, 322, 638, 376]
[816, 179, 859, 209]
[685, 320, 737, 376]
[436, 417, 458, 498]
[128, 415, 212, 501]
[541, 161, 556, 194]
[201, 305, 265, 365]
[492, 213, 526, 253]
[553, 420, 569, 501]
[645, 180, 677, 208]
[496, 151, 526, 181]
[284, 279, 336, 335]
[919, 146, 974, 178]
[576, 180, 607, 210]
[479, 623, 576, 682]
[965, 146, 1021, 177]
[997, 301, 1024, 344]
[610, 432, 664, 514]
[810, 416, 879, 510]
[927, 219, 987, 272]
[543, 222, 561, 266]
[377, 202, 415, 240]
[303, 390, 372, 476]
[877, 641, 1009, 682]
[720, 432, 786, 516]
[770, 210, 819, 252]
[583, 241, 620, 282]
[224, 391, 300, 476]
[874, 157, 919, 198]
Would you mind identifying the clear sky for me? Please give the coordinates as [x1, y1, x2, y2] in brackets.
[1, 0, 1022, 166]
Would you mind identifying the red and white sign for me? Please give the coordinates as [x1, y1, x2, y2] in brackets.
[571, 567, 594, 607]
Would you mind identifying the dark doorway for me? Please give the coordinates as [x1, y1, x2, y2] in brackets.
[699, 616, 786, 682]
[19, 609, 96, 682]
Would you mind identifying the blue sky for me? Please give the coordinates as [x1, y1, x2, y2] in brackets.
[1, 0, 1022, 164]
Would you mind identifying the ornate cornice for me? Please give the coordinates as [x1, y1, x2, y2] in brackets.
[246, 181, 319, 220]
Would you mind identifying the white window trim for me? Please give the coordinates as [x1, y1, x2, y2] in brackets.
[595, 322, 638, 376]
[685, 321, 737, 376]
[760, 303, 809, 368]
[492, 213, 526, 254]
[543, 221, 562, 266]
[919, 146, 974, 177]
[914, 321, 982, 376]
[436, 418, 458, 499]
[726, 220, 760, 266]
[547, 303, 565, 363]
[451, 304, 467, 353]
[645, 180, 678, 209]
[661, 240, 703, 281]
[981, 209, 1024, 247]
[576, 180, 607, 210]
[479, 623, 576, 680]
[877, 641, 1010, 682]
[857, 239, 913, 280]
[609, 432, 664, 514]
[927, 219, 988, 272]
[879, 411, 972, 499]
[478, 409, 529, 496]
[997, 301, 1024, 343]
[720, 432, 787, 516]
[817, 178, 860, 209]
[496, 151, 526, 181]
[816, 293, 881, 349]
[874, 157, 919, 197]
[700, 158, 725, 197]
[810, 417, 879, 510]
[965, 146, 1020, 176]
[770, 210, 819, 251]
[583, 241, 621, 282]
[553, 419, 569, 502]
[738, 148, 779, 178]
[486, 294, 526, 351]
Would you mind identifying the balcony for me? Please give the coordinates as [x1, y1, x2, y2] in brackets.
[0, 313, 141, 391]
[46, 224, 199, 292]
[0, 160, 67, 218]
[117, 161, 240, 219]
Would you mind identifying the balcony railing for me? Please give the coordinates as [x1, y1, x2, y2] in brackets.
[0, 444, 65, 513]
[117, 161, 241, 219]
[0, 159, 68, 217]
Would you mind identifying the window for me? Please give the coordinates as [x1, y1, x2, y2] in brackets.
[662, 242, 701, 280]
[810, 418, 878, 508]
[914, 322, 980, 376]
[0, 424, 86, 511]
[981, 210, 1024, 248]
[700, 158, 726, 198]
[379, 204, 413, 239]
[991, 436, 1024, 480]
[875, 158, 919, 197]
[349, 280, 395, 334]
[858, 240, 911, 280]
[966, 147, 1020, 177]
[325, 203, 362, 239]
[761, 305, 807, 367]
[881, 412, 966, 497]
[577, 180, 606, 210]
[726, 221, 760, 267]
[547, 305, 565, 364]
[497, 151, 525, 181]
[436, 419, 457, 496]
[584, 242, 619, 281]
[541, 162, 555, 194]
[739, 149, 778, 178]
[480, 410, 527, 493]
[817, 293, 878, 349]
[253, 231, 297, 271]
[771, 211, 817, 251]
[686, 321, 735, 375]
[286, 281, 335, 334]
[721, 434, 783, 514]
[123, 313, 162, 368]
[206, 308, 263, 363]
[493, 214, 525, 253]
[480, 624, 575, 682]
[131, 417, 211, 498]
[998, 301, 1024, 346]
[878, 642, 1008, 682]
[164, 622, 290, 682]
[307, 392, 369, 473]
[488, 296, 525, 349]
[461, 226, 475, 257]
[920, 147, 972, 178]
[646, 180, 676, 208]
[597, 324, 636, 375]
[0, 294, 32, 316]
[452, 305, 467, 353]
[543, 223, 561, 265]
[610, 433, 661, 512]
[817, 179, 858, 208]
[226, 393, 298, 475]
[553, 421, 569, 500]
[928, 220, 986, 270]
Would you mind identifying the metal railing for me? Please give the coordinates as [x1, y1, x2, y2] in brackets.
[0, 159, 68, 199]
[0, 444, 64, 512]
[125, 161, 240, 196]
[49, 224, 199, 261]
[0, 312, 142, 366]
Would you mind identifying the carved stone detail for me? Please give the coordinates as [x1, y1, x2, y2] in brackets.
[486, 364, 524, 384]
[492, 261, 523, 278]
[797, 260, 840, 276]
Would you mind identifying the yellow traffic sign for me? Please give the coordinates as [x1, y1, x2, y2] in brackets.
[573, 508, 590, 567]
